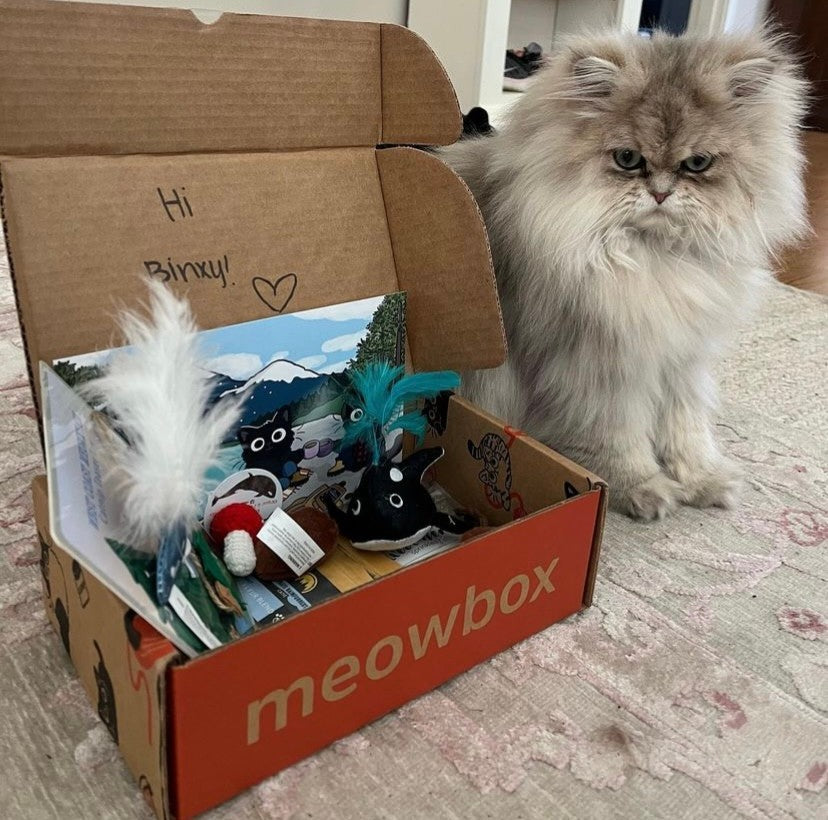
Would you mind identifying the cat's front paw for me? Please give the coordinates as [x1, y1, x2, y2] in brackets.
[678, 459, 743, 510]
[616, 472, 682, 521]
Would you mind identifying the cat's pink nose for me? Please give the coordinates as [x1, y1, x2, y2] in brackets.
[651, 190, 672, 205]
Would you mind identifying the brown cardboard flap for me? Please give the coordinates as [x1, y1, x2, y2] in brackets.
[0, 0, 460, 157]
[380, 24, 461, 146]
[377, 149, 506, 371]
[1, 147, 503, 414]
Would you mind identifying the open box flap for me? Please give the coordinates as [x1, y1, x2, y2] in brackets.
[377, 148, 505, 372]
[0, 0, 461, 157]
[1, 147, 505, 417]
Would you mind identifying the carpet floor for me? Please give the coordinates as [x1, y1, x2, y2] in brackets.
[1, 233, 825, 819]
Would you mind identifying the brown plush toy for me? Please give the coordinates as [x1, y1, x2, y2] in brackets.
[208, 503, 338, 580]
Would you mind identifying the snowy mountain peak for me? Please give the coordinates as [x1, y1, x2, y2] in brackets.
[223, 359, 321, 396]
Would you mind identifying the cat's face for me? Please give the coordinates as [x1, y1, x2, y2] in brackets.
[238, 407, 295, 458]
[510, 31, 807, 261]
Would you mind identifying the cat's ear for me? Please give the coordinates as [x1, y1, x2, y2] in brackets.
[571, 55, 620, 99]
[728, 57, 775, 98]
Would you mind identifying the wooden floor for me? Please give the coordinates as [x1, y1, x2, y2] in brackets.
[778, 130, 828, 295]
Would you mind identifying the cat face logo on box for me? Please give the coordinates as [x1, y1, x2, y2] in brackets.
[468, 432, 513, 510]
[93, 640, 118, 744]
[423, 390, 451, 437]
[39, 536, 71, 658]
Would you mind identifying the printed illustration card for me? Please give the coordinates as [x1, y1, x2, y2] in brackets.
[55, 292, 407, 511]
[45, 293, 407, 654]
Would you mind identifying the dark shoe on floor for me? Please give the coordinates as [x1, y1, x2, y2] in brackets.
[462, 107, 494, 138]
[504, 42, 543, 92]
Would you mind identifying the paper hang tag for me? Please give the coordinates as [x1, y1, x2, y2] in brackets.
[257, 508, 325, 577]
[167, 585, 223, 650]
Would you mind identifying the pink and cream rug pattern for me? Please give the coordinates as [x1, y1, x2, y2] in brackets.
[1, 234, 825, 819]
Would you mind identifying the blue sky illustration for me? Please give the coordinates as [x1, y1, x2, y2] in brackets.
[61, 295, 390, 380]
[199, 295, 385, 378]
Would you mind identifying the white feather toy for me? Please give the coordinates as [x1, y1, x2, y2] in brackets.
[83, 281, 240, 553]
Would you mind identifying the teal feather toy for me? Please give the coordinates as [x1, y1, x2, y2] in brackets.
[340, 362, 459, 464]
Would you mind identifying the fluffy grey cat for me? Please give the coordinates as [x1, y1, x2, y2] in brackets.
[441, 29, 807, 520]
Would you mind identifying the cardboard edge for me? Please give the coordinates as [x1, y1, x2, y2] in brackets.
[417, 149, 507, 365]
[581, 482, 607, 607]
[0, 165, 42, 437]
[375, 147, 507, 370]
[164, 653, 188, 820]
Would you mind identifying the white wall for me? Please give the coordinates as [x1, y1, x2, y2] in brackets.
[408, 0, 512, 112]
[724, 0, 769, 31]
[59, 0, 407, 23]
[507, 0, 558, 50]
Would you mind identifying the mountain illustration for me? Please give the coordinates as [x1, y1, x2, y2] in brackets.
[206, 372, 245, 404]
[210, 359, 329, 432]
[222, 359, 323, 395]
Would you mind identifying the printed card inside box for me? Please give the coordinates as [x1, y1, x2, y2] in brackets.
[4, 2, 607, 817]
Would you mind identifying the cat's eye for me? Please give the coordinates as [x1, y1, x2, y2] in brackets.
[681, 154, 714, 173]
[613, 149, 645, 171]
[351, 499, 361, 515]
[271, 428, 287, 443]
[389, 493, 404, 509]
[349, 408, 364, 422]
[251, 437, 265, 452]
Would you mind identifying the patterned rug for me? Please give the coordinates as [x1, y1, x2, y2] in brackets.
[1, 230, 825, 819]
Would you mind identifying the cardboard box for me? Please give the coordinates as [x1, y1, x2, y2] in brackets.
[2, 2, 607, 816]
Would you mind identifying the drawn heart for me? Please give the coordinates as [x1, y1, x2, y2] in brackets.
[252, 274, 298, 313]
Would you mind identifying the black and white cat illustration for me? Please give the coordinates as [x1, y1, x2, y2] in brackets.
[564, 481, 580, 499]
[238, 406, 306, 490]
[39, 537, 71, 657]
[423, 390, 451, 436]
[324, 447, 477, 550]
[93, 640, 118, 744]
[467, 433, 513, 510]
[72, 559, 90, 608]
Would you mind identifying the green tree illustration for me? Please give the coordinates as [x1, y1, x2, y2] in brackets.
[352, 292, 407, 368]
[53, 360, 104, 388]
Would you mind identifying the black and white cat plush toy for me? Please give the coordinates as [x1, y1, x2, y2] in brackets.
[324, 363, 477, 551]
[324, 447, 476, 550]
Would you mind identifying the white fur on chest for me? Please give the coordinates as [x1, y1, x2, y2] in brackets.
[593, 233, 766, 358]
[513, 227, 768, 370]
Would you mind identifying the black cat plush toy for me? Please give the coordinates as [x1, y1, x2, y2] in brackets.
[324, 447, 477, 550]
[324, 364, 477, 551]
